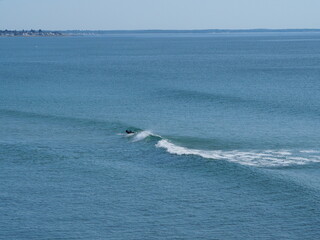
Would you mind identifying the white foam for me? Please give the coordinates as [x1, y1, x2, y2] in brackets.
[300, 150, 319, 153]
[132, 130, 161, 142]
[155, 139, 320, 167]
[117, 133, 134, 137]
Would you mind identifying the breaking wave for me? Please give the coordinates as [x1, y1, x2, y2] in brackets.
[156, 139, 320, 167]
[126, 130, 320, 168]
[132, 130, 161, 142]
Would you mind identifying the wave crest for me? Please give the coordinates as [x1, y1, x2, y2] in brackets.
[156, 139, 320, 167]
[132, 131, 161, 142]
[123, 130, 320, 167]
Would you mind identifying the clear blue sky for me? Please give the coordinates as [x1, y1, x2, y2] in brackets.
[1, 0, 320, 30]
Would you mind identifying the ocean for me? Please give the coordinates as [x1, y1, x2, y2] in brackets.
[1, 32, 320, 239]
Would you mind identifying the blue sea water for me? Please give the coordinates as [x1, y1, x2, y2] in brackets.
[1, 32, 320, 239]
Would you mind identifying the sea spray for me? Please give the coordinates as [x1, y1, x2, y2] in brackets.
[131, 130, 162, 142]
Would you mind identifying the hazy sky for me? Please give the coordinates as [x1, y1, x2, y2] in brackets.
[1, 0, 320, 30]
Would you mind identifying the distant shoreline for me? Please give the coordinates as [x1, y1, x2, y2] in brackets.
[64, 28, 320, 33]
[2, 29, 320, 37]
[63, 29, 320, 36]
[0, 30, 63, 37]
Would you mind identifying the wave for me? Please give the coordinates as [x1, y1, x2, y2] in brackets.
[132, 131, 152, 142]
[156, 139, 320, 167]
[0, 108, 129, 133]
[126, 130, 320, 168]
[156, 88, 320, 118]
[130, 130, 161, 142]
[6, 108, 318, 168]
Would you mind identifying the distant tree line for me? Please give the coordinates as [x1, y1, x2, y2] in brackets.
[0, 29, 63, 37]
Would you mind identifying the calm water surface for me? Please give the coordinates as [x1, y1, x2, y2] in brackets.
[1, 32, 320, 239]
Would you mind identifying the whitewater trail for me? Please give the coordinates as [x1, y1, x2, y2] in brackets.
[126, 131, 320, 167]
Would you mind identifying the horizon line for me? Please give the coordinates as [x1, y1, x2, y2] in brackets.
[2, 28, 320, 32]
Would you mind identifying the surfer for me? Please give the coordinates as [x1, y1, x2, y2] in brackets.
[126, 130, 134, 134]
